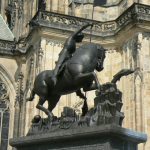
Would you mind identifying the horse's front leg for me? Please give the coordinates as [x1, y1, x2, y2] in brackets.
[76, 89, 88, 116]
[76, 89, 87, 100]
[75, 72, 100, 91]
[36, 97, 53, 121]
[83, 82, 97, 92]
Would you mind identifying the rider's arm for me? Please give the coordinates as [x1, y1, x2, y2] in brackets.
[72, 23, 93, 38]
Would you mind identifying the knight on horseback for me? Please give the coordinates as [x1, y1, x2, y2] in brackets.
[52, 23, 93, 85]
[27, 24, 106, 121]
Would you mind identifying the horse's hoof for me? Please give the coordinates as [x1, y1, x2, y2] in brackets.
[32, 115, 41, 123]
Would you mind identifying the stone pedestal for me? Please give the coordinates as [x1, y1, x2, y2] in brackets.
[10, 125, 147, 150]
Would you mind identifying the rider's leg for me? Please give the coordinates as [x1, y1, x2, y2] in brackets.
[52, 64, 61, 85]
[51, 76, 57, 86]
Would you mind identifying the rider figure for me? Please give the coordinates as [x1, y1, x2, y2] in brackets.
[52, 23, 93, 85]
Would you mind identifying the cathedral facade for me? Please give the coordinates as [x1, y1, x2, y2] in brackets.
[0, 0, 150, 150]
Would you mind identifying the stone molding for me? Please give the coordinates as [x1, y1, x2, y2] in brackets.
[30, 3, 150, 37]
[1, 3, 150, 56]
[0, 40, 15, 55]
[68, 0, 127, 8]
[10, 125, 147, 147]
[47, 39, 63, 47]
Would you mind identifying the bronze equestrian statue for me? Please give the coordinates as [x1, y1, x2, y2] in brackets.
[27, 24, 106, 119]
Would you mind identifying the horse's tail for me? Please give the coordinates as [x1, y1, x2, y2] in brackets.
[26, 89, 35, 101]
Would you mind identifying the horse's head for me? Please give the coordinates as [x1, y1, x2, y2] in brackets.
[96, 44, 106, 72]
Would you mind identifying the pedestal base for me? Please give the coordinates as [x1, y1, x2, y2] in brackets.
[10, 125, 147, 150]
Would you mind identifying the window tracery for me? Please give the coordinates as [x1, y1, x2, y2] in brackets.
[0, 80, 10, 150]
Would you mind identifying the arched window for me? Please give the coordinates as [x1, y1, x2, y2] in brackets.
[0, 81, 10, 150]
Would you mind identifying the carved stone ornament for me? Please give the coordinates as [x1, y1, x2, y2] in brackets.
[0, 81, 9, 111]
[5, 1, 16, 30]
[15, 72, 24, 107]
[18, 0, 24, 19]
[68, 0, 128, 7]
[29, 3, 150, 37]
[0, 81, 8, 100]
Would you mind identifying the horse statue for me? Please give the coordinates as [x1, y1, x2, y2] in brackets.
[27, 43, 106, 119]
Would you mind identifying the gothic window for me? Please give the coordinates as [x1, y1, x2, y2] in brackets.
[0, 81, 10, 150]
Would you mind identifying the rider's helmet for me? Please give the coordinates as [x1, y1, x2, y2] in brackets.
[75, 32, 84, 43]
